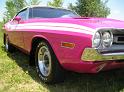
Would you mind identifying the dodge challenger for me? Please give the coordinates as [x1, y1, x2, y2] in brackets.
[3, 6, 124, 83]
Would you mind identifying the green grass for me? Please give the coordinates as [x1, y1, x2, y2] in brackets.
[0, 31, 124, 92]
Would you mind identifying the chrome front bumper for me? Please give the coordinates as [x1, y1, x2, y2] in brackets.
[81, 48, 124, 61]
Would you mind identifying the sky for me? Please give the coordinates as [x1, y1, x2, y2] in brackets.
[0, 0, 124, 21]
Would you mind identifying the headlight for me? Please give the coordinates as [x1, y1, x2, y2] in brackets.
[92, 32, 101, 48]
[102, 31, 113, 48]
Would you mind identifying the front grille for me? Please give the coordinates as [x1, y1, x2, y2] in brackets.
[118, 37, 124, 41]
[112, 29, 124, 44]
[98, 29, 124, 53]
[113, 35, 124, 44]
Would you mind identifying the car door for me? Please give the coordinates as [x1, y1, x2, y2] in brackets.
[10, 8, 29, 49]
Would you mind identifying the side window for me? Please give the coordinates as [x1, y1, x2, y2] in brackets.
[16, 9, 28, 20]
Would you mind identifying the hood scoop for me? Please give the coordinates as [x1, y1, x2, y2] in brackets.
[74, 17, 90, 19]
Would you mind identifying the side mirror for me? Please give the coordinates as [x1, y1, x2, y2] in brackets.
[13, 16, 21, 21]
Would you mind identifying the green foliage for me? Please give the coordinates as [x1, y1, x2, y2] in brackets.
[0, 22, 3, 30]
[3, 0, 41, 23]
[3, 0, 16, 23]
[47, 0, 63, 7]
[26, 0, 41, 6]
[3, 0, 26, 23]
[69, 0, 110, 17]
[13, 0, 26, 12]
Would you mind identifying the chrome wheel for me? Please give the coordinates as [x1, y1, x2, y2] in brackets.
[38, 46, 52, 77]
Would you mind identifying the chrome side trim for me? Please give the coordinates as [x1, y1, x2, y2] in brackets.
[103, 52, 124, 56]
[81, 48, 124, 61]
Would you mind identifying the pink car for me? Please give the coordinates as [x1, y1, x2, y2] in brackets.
[3, 6, 124, 83]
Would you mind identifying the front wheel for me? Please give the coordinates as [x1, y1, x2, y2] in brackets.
[35, 41, 64, 83]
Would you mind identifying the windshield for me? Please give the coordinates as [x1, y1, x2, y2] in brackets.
[30, 7, 80, 18]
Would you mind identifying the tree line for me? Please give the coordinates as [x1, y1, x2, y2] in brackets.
[2, 0, 110, 23]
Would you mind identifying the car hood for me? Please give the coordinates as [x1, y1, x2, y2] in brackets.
[75, 17, 124, 29]
[28, 17, 124, 28]
[28, 17, 124, 31]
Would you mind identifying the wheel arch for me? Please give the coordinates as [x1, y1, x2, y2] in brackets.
[30, 35, 50, 53]
[29, 35, 60, 66]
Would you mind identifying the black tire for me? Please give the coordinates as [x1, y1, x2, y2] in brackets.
[5, 36, 14, 52]
[35, 41, 64, 83]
